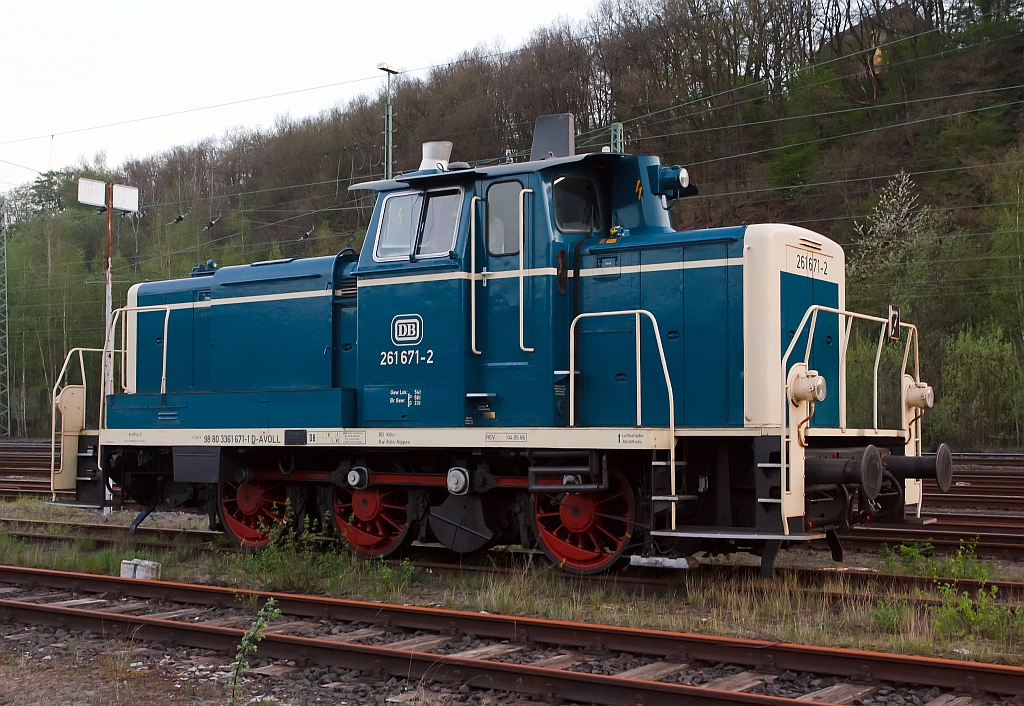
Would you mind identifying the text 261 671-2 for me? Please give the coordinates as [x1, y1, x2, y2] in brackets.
[380, 349, 434, 366]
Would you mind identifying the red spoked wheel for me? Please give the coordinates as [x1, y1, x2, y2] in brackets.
[329, 485, 416, 559]
[219, 478, 287, 548]
[532, 467, 636, 575]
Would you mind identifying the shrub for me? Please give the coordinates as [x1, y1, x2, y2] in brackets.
[871, 597, 909, 634]
[366, 557, 415, 600]
[932, 583, 1024, 641]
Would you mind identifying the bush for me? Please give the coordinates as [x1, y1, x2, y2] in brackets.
[881, 539, 993, 581]
[366, 557, 416, 600]
[871, 597, 910, 634]
[932, 583, 1024, 641]
[240, 515, 353, 594]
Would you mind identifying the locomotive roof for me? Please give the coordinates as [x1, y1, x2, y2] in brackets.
[348, 151, 623, 192]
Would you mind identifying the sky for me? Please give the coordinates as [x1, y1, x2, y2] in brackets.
[0, 0, 597, 191]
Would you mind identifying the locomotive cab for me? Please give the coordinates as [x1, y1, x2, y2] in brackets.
[50, 113, 953, 576]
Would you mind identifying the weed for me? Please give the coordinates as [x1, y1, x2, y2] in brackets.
[871, 597, 909, 634]
[366, 557, 415, 600]
[240, 515, 353, 594]
[943, 539, 990, 581]
[227, 597, 281, 706]
[932, 583, 1024, 641]
[881, 539, 993, 580]
[881, 541, 934, 575]
[98, 628, 143, 701]
[98, 629, 141, 680]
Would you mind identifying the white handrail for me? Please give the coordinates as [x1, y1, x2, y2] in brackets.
[518, 188, 534, 353]
[99, 303, 173, 428]
[470, 195, 482, 355]
[569, 309, 678, 528]
[779, 304, 920, 535]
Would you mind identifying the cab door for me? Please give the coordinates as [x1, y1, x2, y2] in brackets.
[469, 176, 538, 425]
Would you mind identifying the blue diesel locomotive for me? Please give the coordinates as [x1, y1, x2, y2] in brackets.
[51, 114, 952, 575]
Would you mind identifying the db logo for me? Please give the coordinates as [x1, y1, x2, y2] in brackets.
[391, 314, 423, 346]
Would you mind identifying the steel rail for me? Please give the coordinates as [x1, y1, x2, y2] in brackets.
[1, 565, 1022, 695]
[0, 516, 222, 543]
[0, 599, 809, 706]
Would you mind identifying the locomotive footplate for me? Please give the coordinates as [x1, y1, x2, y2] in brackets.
[650, 527, 828, 577]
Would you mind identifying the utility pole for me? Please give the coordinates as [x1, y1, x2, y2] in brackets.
[77, 178, 138, 396]
[377, 62, 403, 180]
[78, 178, 136, 516]
[105, 182, 113, 362]
[0, 199, 10, 438]
[610, 122, 624, 153]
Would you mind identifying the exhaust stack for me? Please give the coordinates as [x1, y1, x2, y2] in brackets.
[418, 141, 453, 172]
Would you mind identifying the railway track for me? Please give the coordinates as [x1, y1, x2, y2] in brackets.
[0, 440, 63, 499]
[0, 516, 225, 552]
[0, 564, 1021, 705]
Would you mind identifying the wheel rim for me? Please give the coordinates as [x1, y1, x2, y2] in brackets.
[331, 486, 413, 558]
[532, 467, 635, 574]
[219, 479, 286, 547]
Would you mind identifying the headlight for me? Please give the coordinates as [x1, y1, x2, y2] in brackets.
[906, 382, 934, 409]
[790, 370, 827, 404]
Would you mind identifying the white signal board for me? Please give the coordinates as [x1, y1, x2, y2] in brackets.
[77, 178, 139, 212]
[77, 178, 106, 208]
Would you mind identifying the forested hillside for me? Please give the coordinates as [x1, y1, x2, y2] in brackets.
[2, 0, 1022, 448]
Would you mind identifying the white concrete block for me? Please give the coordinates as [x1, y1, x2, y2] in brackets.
[120, 559, 162, 580]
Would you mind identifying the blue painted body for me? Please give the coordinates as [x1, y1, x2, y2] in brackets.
[107, 152, 835, 434]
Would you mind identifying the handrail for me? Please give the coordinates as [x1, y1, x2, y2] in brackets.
[49, 347, 103, 498]
[779, 304, 920, 536]
[569, 309, 678, 528]
[98, 303, 174, 428]
[518, 188, 534, 353]
[50, 304, 176, 493]
[470, 195, 482, 355]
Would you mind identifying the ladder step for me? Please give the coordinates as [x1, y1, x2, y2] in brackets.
[652, 495, 698, 502]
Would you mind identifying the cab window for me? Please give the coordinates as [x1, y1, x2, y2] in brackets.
[553, 176, 602, 233]
[374, 188, 462, 261]
[487, 181, 522, 256]
[376, 192, 422, 260]
[417, 189, 461, 257]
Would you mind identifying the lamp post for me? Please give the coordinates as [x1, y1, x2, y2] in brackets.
[377, 62, 403, 180]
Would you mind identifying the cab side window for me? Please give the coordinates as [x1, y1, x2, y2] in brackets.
[553, 176, 602, 233]
[375, 188, 462, 261]
[417, 189, 461, 257]
[376, 192, 422, 260]
[487, 181, 522, 256]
